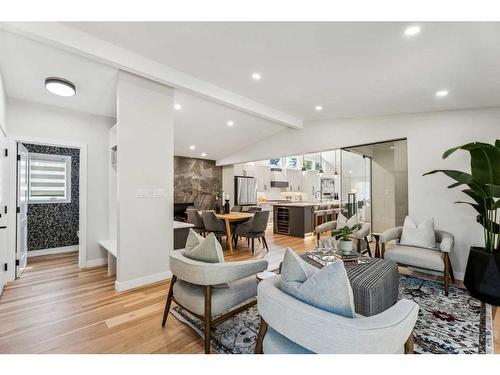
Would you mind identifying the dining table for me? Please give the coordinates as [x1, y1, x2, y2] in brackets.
[215, 212, 254, 255]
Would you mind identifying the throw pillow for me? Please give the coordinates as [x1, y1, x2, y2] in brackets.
[281, 248, 355, 318]
[400, 216, 437, 249]
[185, 229, 205, 252]
[184, 232, 225, 263]
[336, 212, 358, 230]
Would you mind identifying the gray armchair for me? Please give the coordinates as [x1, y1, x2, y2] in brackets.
[234, 211, 270, 254]
[255, 275, 419, 354]
[315, 220, 372, 256]
[162, 250, 268, 353]
[380, 226, 455, 295]
[186, 208, 205, 236]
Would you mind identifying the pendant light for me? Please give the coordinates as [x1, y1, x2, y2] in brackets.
[333, 149, 339, 178]
[318, 152, 324, 177]
[301, 154, 307, 176]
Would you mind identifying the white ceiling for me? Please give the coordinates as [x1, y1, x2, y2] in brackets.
[63, 22, 500, 120]
[0, 30, 118, 118]
[173, 90, 283, 159]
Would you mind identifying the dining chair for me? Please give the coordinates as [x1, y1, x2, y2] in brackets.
[186, 208, 205, 236]
[234, 211, 270, 254]
[231, 205, 243, 212]
[247, 206, 262, 213]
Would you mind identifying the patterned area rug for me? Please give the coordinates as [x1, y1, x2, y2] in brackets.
[170, 275, 493, 354]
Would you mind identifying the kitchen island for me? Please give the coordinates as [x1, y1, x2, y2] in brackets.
[273, 201, 340, 238]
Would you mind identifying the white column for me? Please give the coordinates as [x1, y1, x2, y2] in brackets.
[115, 71, 174, 291]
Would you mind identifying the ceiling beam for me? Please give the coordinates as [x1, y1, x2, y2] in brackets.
[1, 22, 303, 129]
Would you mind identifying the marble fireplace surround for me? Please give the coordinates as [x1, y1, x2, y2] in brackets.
[174, 156, 222, 210]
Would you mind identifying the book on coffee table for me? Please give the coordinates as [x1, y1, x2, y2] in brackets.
[307, 249, 369, 266]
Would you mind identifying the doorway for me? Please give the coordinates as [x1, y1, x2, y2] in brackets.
[342, 139, 408, 234]
[12, 138, 86, 279]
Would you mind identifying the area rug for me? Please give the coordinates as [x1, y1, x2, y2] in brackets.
[170, 275, 493, 354]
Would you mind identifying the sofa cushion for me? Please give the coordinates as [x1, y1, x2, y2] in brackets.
[184, 232, 224, 264]
[336, 212, 358, 230]
[185, 229, 205, 252]
[400, 216, 436, 250]
[281, 249, 355, 318]
[172, 275, 258, 316]
[384, 244, 444, 272]
[263, 327, 313, 354]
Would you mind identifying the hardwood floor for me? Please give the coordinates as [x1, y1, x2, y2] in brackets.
[0, 227, 497, 353]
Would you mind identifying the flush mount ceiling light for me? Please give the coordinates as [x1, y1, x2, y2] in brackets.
[251, 72, 261, 81]
[189, 145, 196, 150]
[315, 105, 323, 111]
[435, 90, 449, 98]
[45, 77, 76, 97]
[201, 152, 207, 157]
[227, 120, 234, 127]
[174, 103, 182, 111]
[404, 25, 421, 37]
[333, 150, 339, 177]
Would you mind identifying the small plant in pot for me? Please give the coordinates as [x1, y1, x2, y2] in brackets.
[424, 140, 500, 304]
[332, 224, 361, 255]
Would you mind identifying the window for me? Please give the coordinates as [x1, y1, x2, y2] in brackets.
[28, 153, 71, 204]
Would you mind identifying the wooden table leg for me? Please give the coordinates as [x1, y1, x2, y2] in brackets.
[224, 219, 234, 255]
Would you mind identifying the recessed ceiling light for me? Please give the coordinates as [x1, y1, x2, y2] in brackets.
[349, 170, 353, 174]
[227, 120, 234, 127]
[201, 152, 207, 157]
[173, 103, 182, 111]
[404, 25, 421, 37]
[45, 77, 76, 97]
[435, 90, 449, 97]
[390, 146, 395, 150]
[315, 105, 323, 111]
[189, 145, 196, 150]
[251, 72, 261, 81]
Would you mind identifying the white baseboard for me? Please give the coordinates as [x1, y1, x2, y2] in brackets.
[28, 245, 79, 257]
[115, 270, 172, 292]
[85, 258, 108, 268]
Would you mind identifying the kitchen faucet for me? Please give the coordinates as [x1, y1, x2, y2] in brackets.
[314, 190, 322, 202]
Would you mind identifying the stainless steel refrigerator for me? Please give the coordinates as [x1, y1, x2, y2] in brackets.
[235, 176, 257, 205]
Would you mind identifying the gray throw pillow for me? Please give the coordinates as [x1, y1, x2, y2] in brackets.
[185, 229, 205, 252]
[281, 248, 355, 318]
[400, 216, 437, 249]
[184, 232, 225, 264]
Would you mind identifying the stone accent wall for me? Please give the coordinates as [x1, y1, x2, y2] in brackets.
[174, 156, 222, 210]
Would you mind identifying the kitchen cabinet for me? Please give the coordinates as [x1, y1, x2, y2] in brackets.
[287, 169, 302, 192]
[273, 204, 314, 238]
[255, 166, 271, 192]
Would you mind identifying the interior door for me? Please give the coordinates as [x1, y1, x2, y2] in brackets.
[16, 143, 29, 277]
[0, 132, 8, 294]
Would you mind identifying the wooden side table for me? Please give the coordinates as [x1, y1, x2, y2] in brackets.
[372, 232, 382, 258]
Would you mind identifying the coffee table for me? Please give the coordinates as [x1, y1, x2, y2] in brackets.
[300, 252, 399, 317]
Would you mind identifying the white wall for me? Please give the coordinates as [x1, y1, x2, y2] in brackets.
[6, 98, 114, 267]
[217, 107, 500, 279]
[0, 71, 7, 293]
[115, 72, 174, 291]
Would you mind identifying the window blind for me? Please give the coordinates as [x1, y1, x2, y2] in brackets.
[28, 153, 71, 203]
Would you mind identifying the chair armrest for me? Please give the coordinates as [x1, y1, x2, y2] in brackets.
[351, 223, 370, 239]
[315, 221, 336, 234]
[380, 227, 403, 244]
[435, 230, 454, 253]
[170, 250, 268, 286]
[258, 276, 419, 354]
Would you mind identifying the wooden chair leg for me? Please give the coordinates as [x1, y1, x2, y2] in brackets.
[404, 333, 414, 354]
[254, 318, 268, 354]
[365, 237, 372, 257]
[251, 238, 255, 255]
[262, 236, 269, 253]
[449, 255, 455, 283]
[204, 286, 212, 354]
[381, 243, 386, 259]
[162, 275, 177, 327]
[444, 253, 450, 296]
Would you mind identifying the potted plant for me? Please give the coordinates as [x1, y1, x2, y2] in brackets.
[424, 140, 500, 304]
[332, 224, 361, 255]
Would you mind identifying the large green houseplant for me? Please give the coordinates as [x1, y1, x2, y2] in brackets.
[424, 140, 500, 304]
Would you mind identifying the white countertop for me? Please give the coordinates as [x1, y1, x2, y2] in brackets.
[174, 221, 195, 229]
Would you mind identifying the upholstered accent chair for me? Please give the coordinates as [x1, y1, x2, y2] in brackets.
[234, 211, 270, 254]
[162, 250, 268, 353]
[315, 220, 372, 257]
[255, 275, 419, 354]
[186, 208, 205, 236]
[380, 227, 455, 295]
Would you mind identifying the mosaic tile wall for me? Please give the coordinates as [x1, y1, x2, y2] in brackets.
[174, 156, 222, 210]
[23, 143, 80, 251]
